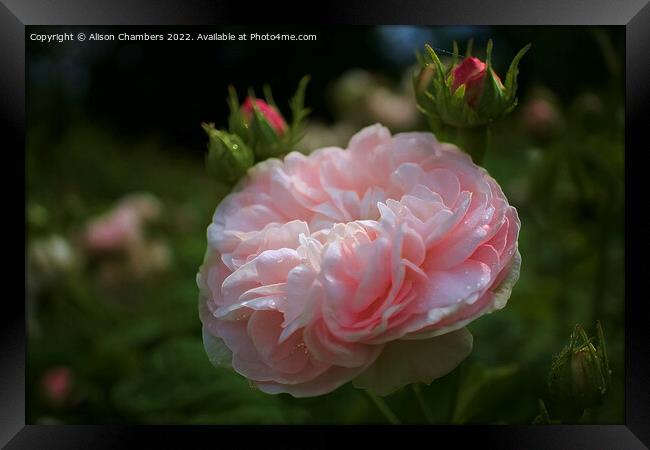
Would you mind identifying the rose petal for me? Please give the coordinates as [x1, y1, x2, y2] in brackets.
[352, 328, 473, 396]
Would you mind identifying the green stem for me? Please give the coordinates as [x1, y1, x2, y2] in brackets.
[364, 390, 401, 425]
[447, 364, 463, 423]
[411, 384, 435, 424]
[451, 125, 491, 166]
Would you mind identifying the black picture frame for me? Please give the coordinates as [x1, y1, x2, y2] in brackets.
[3, 0, 649, 448]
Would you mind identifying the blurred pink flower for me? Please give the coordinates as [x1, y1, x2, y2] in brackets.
[522, 98, 560, 136]
[241, 98, 288, 135]
[83, 193, 161, 253]
[41, 366, 72, 404]
[84, 206, 141, 252]
[198, 124, 521, 397]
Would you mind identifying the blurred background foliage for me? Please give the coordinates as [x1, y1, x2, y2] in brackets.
[26, 26, 624, 424]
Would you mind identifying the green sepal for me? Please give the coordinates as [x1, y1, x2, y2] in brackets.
[475, 39, 506, 119]
[262, 83, 277, 108]
[596, 321, 611, 386]
[226, 85, 252, 143]
[504, 43, 532, 103]
[287, 75, 311, 148]
[465, 38, 474, 58]
[203, 123, 255, 185]
[450, 41, 460, 72]
[247, 95, 284, 160]
[424, 44, 447, 89]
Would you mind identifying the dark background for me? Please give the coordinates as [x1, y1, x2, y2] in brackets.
[27, 26, 623, 154]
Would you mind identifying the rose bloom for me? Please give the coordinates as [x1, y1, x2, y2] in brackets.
[198, 124, 521, 397]
[241, 98, 288, 135]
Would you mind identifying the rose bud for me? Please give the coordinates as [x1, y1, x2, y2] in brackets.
[41, 366, 73, 405]
[415, 40, 530, 129]
[241, 98, 288, 136]
[208, 76, 309, 174]
[450, 56, 503, 108]
[548, 323, 611, 413]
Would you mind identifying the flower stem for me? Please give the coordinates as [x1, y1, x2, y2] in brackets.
[411, 384, 435, 424]
[460, 126, 490, 166]
[447, 365, 463, 423]
[364, 390, 401, 425]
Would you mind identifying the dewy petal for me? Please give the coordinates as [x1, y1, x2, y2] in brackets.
[415, 259, 492, 312]
[402, 249, 521, 341]
[352, 328, 473, 396]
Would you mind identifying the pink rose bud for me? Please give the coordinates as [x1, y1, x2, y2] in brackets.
[41, 366, 72, 404]
[451, 57, 502, 108]
[241, 98, 288, 135]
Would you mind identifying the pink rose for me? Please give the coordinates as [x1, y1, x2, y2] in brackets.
[241, 98, 288, 135]
[451, 57, 503, 108]
[198, 124, 521, 397]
